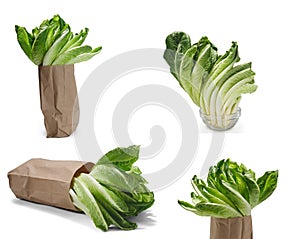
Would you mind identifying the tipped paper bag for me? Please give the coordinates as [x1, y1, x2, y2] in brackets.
[38, 65, 79, 138]
[8, 158, 94, 211]
[210, 216, 253, 239]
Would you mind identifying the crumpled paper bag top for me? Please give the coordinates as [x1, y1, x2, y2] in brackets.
[8, 158, 94, 211]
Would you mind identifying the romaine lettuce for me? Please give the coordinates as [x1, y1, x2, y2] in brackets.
[178, 159, 278, 218]
[16, 14, 101, 66]
[164, 32, 258, 129]
[70, 145, 155, 231]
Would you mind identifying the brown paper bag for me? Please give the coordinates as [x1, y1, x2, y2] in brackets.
[38, 65, 79, 138]
[8, 158, 94, 211]
[210, 216, 253, 239]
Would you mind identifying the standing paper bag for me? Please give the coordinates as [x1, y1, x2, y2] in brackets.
[38, 65, 79, 138]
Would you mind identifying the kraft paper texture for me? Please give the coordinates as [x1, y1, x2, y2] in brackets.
[8, 158, 94, 211]
[210, 216, 253, 239]
[38, 65, 79, 138]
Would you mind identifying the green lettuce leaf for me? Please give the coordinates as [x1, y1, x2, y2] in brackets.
[163, 31, 191, 81]
[195, 202, 242, 218]
[31, 27, 51, 65]
[72, 177, 108, 231]
[42, 25, 71, 65]
[77, 173, 129, 213]
[15, 26, 33, 62]
[96, 145, 140, 171]
[59, 28, 89, 54]
[52, 45, 92, 65]
[257, 170, 279, 204]
[61, 46, 102, 65]
[96, 200, 137, 230]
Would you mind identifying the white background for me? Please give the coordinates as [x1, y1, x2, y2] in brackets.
[1, 0, 299, 238]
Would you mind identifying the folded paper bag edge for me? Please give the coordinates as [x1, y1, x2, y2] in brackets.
[7, 158, 94, 212]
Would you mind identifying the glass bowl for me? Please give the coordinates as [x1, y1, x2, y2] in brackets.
[199, 107, 241, 131]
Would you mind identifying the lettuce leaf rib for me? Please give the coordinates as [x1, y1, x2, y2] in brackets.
[72, 177, 108, 231]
